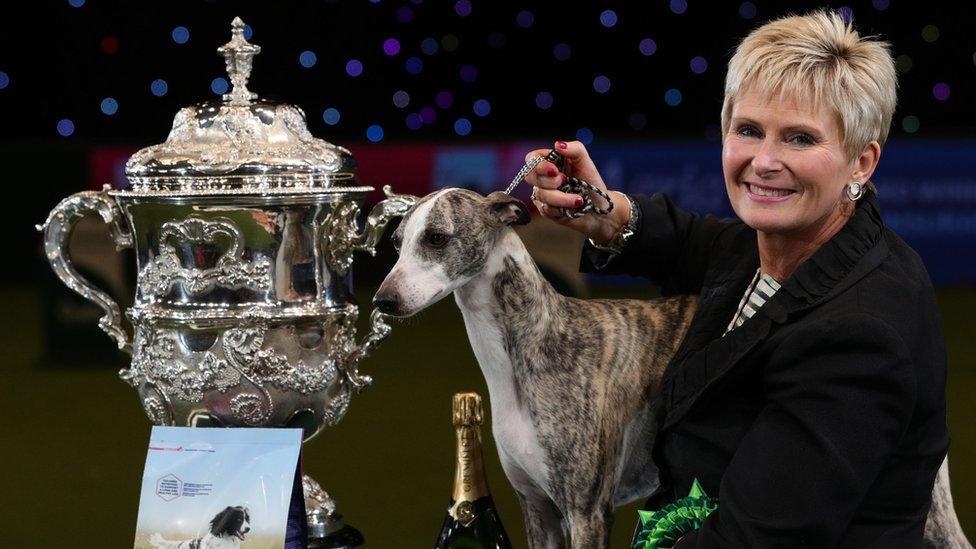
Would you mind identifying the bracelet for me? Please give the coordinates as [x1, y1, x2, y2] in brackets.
[588, 193, 639, 254]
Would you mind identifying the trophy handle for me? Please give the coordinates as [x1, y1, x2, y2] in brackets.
[342, 185, 418, 391]
[36, 185, 134, 355]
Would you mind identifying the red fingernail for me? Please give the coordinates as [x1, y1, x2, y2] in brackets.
[547, 167, 558, 177]
[575, 197, 584, 207]
[557, 141, 568, 150]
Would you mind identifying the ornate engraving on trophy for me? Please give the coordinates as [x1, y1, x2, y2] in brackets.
[139, 217, 273, 298]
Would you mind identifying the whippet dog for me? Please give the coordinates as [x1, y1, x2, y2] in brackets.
[373, 188, 970, 549]
[374, 188, 697, 548]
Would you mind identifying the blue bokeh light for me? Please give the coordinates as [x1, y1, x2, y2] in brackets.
[150, 79, 168, 96]
[405, 56, 423, 75]
[346, 59, 364, 77]
[600, 10, 618, 28]
[100, 97, 118, 115]
[367, 124, 385, 142]
[322, 108, 340, 125]
[739, 2, 757, 19]
[57, 119, 75, 137]
[0, 71, 9, 90]
[454, 118, 472, 136]
[516, 10, 534, 29]
[576, 127, 593, 145]
[665, 88, 683, 106]
[553, 43, 571, 61]
[300, 50, 317, 68]
[172, 26, 190, 45]
[593, 75, 611, 93]
[421, 38, 439, 55]
[68, 0, 85, 7]
[473, 99, 491, 117]
[211, 77, 229, 95]
[535, 91, 553, 110]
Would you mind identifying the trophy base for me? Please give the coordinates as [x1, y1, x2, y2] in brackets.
[308, 523, 365, 549]
[304, 474, 364, 548]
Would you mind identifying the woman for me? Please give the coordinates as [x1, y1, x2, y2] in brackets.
[525, 10, 951, 547]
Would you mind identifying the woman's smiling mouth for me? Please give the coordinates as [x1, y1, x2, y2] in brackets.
[745, 181, 797, 202]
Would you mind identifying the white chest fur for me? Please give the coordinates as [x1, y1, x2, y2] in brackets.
[454, 260, 553, 499]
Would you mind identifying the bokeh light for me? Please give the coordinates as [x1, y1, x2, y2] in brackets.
[895, 54, 913, 73]
[420, 106, 437, 124]
[396, 6, 414, 24]
[172, 26, 190, 45]
[322, 108, 340, 125]
[739, 2, 757, 19]
[100, 97, 118, 115]
[406, 112, 423, 130]
[837, 6, 854, 24]
[383, 38, 401, 56]
[436, 91, 454, 109]
[442, 34, 460, 52]
[421, 38, 439, 55]
[872, 0, 890, 10]
[0, 71, 9, 90]
[665, 88, 683, 106]
[211, 77, 228, 95]
[473, 99, 491, 117]
[639, 38, 657, 56]
[455, 0, 472, 17]
[576, 127, 594, 145]
[690, 56, 708, 74]
[346, 59, 364, 77]
[553, 43, 571, 61]
[57, 119, 75, 137]
[593, 75, 611, 94]
[933, 83, 951, 101]
[535, 91, 553, 110]
[516, 10, 534, 29]
[670, 0, 687, 15]
[150, 79, 168, 96]
[299, 50, 317, 68]
[101, 36, 118, 54]
[68, 0, 85, 7]
[454, 118, 472, 136]
[393, 90, 410, 108]
[902, 115, 920, 133]
[459, 65, 477, 83]
[600, 10, 618, 28]
[366, 124, 384, 142]
[922, 25, 940, 43]
[405, 56, 423, 75]
[487, 32, 507, 49]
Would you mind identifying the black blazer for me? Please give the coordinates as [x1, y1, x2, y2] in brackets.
[580, 192, 949, 548]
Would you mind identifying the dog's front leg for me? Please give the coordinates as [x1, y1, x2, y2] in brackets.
[516, 490, 566, 549]
[567, 505, 613, 549]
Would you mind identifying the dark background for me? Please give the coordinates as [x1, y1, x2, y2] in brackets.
[3, 1, 975, 547]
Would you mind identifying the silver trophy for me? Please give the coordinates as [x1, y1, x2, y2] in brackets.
[37, 17, 417, 545]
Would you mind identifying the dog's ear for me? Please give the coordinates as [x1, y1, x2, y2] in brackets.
[486, 192, 530, 226]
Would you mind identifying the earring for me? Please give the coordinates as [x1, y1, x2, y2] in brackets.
[846, 181, 863, 201]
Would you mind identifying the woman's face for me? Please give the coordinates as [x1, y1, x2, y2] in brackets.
[722, 87, 857, 236]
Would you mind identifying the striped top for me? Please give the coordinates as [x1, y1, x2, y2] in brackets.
[724, 269, 782, 335]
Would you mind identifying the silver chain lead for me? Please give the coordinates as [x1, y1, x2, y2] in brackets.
[505, 149, 614, 219]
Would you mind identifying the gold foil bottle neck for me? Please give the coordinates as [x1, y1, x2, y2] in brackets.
[453, 391, 483, 426]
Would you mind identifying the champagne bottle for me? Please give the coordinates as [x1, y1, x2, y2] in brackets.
[434, 392, 513, 549]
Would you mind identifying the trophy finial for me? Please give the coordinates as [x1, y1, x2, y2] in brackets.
[217, 16, 261, 105]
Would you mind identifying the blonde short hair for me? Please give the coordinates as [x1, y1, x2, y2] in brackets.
[721, 9, 897, 163]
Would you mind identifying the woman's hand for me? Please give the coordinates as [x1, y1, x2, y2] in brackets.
[524, 140, 631, 244]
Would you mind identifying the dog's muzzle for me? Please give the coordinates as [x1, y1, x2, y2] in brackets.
[373, 291, 400, 315]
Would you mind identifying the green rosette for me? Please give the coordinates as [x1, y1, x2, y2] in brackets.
[633, 478, 719, 549]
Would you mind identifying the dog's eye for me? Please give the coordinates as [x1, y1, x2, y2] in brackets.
[424, 231, 450, 248]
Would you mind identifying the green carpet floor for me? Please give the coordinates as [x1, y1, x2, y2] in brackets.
[2, 285, 973, 547]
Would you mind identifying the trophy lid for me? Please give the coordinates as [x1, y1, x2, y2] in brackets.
[123, 17, 365, 195]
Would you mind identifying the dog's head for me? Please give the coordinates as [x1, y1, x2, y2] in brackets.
[373, 188, 529, 317]
[210, 506, 251, 541]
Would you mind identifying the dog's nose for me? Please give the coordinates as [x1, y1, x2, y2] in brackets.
[373, 292, 399, 315]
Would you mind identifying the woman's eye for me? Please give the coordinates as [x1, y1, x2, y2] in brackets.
[425, 232, 450, 248]
[736, 125, 759, 138]
[790, 134, 815, 146]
